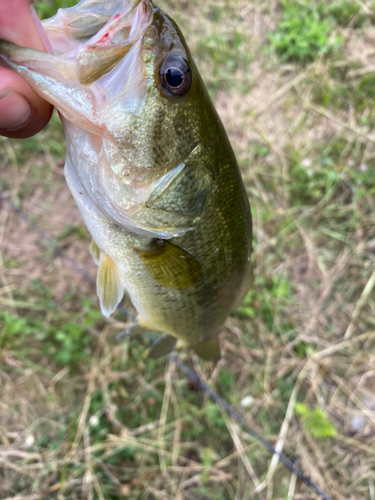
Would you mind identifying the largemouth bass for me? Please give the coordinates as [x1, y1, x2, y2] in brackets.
[0, 0, 252, 360]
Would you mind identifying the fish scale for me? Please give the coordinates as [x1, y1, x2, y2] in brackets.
[0, 0, 253, 360]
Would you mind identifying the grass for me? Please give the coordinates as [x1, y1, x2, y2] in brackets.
[1, 0, 375, 499]
[268, 1, 343, 64]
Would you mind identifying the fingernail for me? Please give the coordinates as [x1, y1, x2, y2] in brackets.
[0, 89, 32, 130]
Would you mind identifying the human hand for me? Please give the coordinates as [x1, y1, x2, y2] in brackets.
[0, 0, 53, 138]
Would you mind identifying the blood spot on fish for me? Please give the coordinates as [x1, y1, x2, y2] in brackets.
[97, 33, 109, 44]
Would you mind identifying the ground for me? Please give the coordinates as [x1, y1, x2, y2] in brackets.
[0, 0, 375, 499]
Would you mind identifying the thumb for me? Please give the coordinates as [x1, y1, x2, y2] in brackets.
[0, 0, 53, 138]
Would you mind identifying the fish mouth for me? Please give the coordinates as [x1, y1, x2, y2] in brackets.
[42, 1, 153, 84]
[43, 1, 152, 41]
[76, 1, 153, 85]
[84, 0, 152, 47]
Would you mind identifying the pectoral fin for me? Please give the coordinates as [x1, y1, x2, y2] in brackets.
[192, 337, 221, 361]
[148, 335, 177, 359]
[97, 252, 124, 317]
[135, 239, 202, 289]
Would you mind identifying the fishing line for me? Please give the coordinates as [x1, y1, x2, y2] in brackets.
[0, 190, 333, 500]
[170, 354, 332, 500]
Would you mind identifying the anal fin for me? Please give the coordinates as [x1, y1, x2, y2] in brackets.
[148, 335, 177, 359]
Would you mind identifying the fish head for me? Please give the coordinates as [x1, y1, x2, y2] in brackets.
[87, 0, 212, 182]
[40, 0, 209, 177]
[68, 0, 215, 236]
[0, 0, 216, 237]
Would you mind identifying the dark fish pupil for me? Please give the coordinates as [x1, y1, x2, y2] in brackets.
[166, 67, 184, 88]
[159, 56, 191, 97]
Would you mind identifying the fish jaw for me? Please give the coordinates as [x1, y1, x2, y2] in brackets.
[0, 1, 152, 89]
[42, 0, 128, 52]
[42, 1, 151, 51]
[74, 1, 153, 85]
[0, 1, 153, 128]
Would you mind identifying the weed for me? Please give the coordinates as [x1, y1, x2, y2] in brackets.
[288, 157, 341, 206]
[328, 0, 370, 28]
[295, 403, 338, 439]
[236, 289, 256, 318]
[238, 274, 293, 335]
[56, 223, 89, 243]
[40, 299, 102, 366]
[294, 341, 314, 357]
[0, 313, 36, 351]
[269, 1, 342, 64]
[35, 0, 77, 19]
[196, 30, 252, 91]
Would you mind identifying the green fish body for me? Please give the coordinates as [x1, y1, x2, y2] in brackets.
[0, 0, 252, 359]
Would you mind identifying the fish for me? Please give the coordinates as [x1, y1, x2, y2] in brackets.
[0, 0, 253, 360]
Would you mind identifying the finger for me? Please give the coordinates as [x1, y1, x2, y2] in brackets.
[0, 0, 53, 138]
[0, 68, 53, 139]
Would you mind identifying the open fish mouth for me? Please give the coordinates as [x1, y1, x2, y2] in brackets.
[0, 1, 153, 88]
[42, 0, 153, 85]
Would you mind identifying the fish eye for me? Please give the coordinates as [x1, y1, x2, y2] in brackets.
[159, 55, 191, 97]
